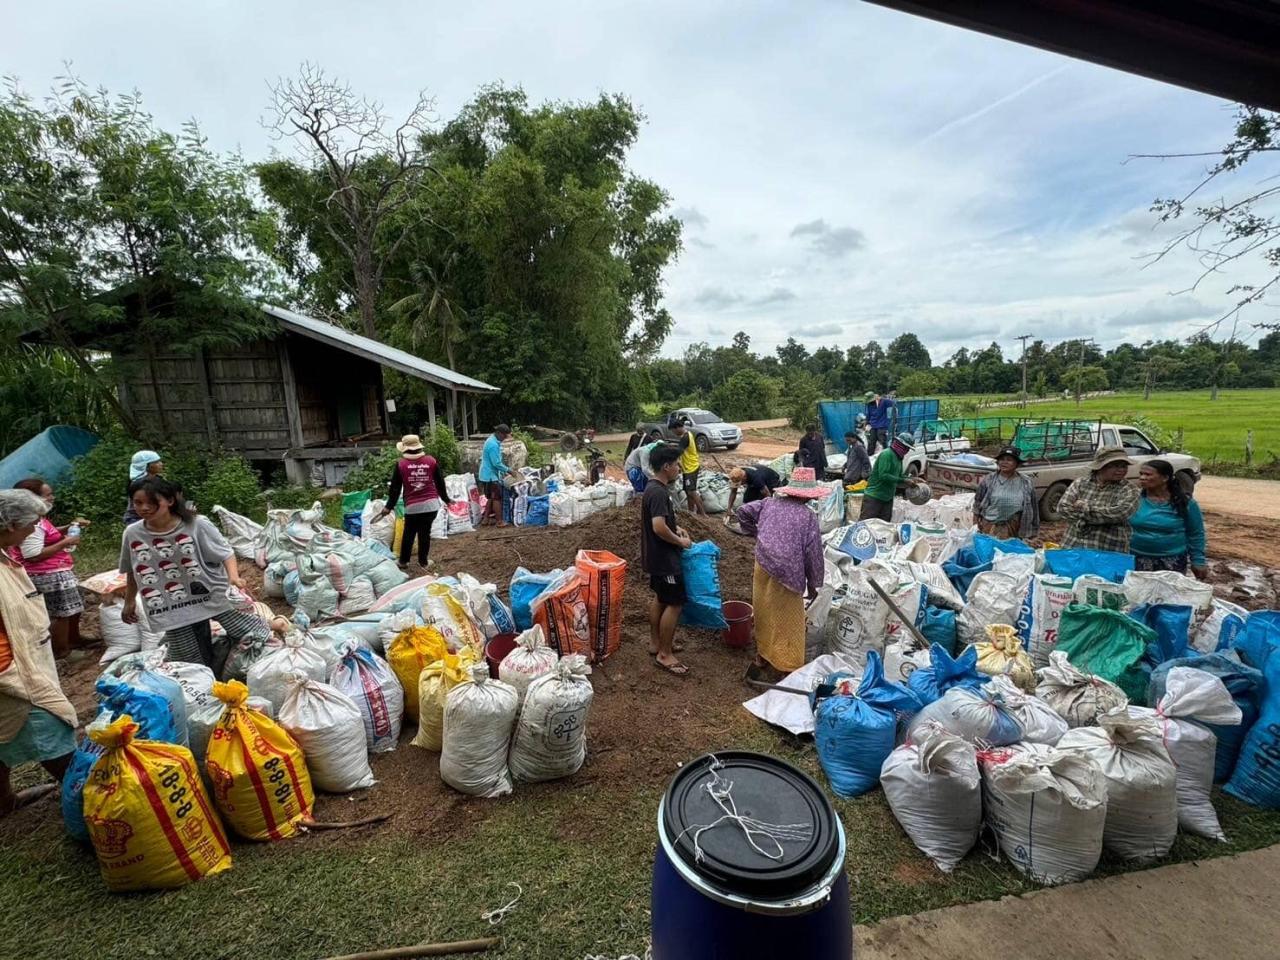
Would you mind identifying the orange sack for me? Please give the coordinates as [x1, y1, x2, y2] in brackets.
[575, 550, 627, 662]
[531, 570, 590, 658]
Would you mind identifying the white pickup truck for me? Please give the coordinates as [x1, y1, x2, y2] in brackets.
[921, 421, 1201, 521]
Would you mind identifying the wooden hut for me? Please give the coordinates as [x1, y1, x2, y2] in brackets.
[114, 304, 498, 485]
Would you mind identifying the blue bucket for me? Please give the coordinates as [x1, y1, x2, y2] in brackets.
[651, 751, 851, 959]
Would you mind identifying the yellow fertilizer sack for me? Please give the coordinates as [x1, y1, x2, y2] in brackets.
[411, 647, 478, 751]
[206, 680, 313, 841]
[388, 625, 449, 719]
[976, 624, 1037, 693]
[423, 583, 485, 654]
[84, 715, 232, 892]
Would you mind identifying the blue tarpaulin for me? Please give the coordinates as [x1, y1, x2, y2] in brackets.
[818, 399, 940, 444]
[0, 426, 99, 490]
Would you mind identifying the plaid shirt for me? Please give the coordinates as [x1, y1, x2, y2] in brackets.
[1058, 477, 1140, 553]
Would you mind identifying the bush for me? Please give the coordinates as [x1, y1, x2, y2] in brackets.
[340, 424, 463, 499]
[707, 369, 780, 422]
[783, 372, 825, 430]
[189, 457, 261, 518]
[511, 427, 548, 468]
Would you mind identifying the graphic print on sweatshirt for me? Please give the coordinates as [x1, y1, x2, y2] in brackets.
[126, 533, 216, 621]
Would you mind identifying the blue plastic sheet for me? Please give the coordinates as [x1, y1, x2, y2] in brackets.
[679, 541, 729, 630]
[1227, 647, 1280, 808]
[1150, 652, 1262, 784]
[1042, 548, 1134, 583]
[0, 425, 99, 490]
[524, 495, 550, 527]
[908, 643, 989, 706]
[813, 652, 923, 797]
[1129, 603, 1193, 666]
[510, 567, 563, 631]
[1232, 612, 1280, 673]
[970, 534, 1034, 565]
[920, 607, 957, 655]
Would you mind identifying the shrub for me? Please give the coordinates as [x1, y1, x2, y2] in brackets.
[340, 424, 463, 499]
[511, 427, 548, 468]
[783, 372, 825, 430]
[707, 369, 780, 422]
[189, 457, 261, 518]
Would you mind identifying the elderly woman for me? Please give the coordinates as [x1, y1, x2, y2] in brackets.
[972, 446, 1039, 540]
[9, 479, 89, 659]
[1058, 447, 1140, 553]
[735, 467, 825, 683]
[0, 489, 77, 817]
[1131, 459, 1208, 578]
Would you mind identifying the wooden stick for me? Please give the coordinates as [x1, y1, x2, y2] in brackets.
[303, 813, 392, 831]
[319, 937, 499, 960]
[745, 679, 811, 697]
[866, 577, 931, 649]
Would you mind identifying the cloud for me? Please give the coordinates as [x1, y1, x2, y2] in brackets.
[752, 287, 797, 306]
[691, 286, 742, 309]
[789, 219, 867, 258]
[1112, 297, 1211, 327]
[689, 236, 716, 250]
[793, 322, 843, 338]
[673, 206, 708, 229]
[706, 325, 726, 337]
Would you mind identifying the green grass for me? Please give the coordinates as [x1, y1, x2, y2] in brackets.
[951, 389, 1279, 464]
[6, 716, 1280, 960]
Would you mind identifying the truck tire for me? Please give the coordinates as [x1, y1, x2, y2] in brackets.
[695, 434, 711, 452]
[559, 433, 579, 453]
[1040, 480, 1071, 522]
[906, 461, 922, 478]
[1176, 470, 1197, 496]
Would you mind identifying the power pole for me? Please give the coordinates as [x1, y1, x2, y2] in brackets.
[1075, 337, 1096, 409]
[1015, 334, 1031, 409]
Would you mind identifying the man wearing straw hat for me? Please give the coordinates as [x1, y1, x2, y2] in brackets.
[734, 467, 825, 683]
[1059, 446, 1140, 553]
[377, 434, 450, 569]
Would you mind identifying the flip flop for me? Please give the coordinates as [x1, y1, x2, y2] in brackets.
[0, 783, 57, 819]
[648, 644, 686, 656]
[653, 658, 689, 677]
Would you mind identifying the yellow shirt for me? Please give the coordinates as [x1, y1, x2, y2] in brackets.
[679, 433, 700, 474]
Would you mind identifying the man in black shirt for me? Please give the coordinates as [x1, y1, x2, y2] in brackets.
[641, 444, 692, 676]
[725, 464, 781, 517]
[796, 423, 828, 476]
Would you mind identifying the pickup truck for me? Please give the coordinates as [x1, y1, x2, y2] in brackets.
[923, 421, 1202, 521]
[637, 407, 743, 452]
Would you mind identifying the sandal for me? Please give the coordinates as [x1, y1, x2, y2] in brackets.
[648, 643, 685, 656]
[653, 657, 689, 677]
[744, 663, 782, 686]
[0, 783, 57, 819]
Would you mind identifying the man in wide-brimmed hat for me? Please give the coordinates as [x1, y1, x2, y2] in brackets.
[1058, 446, 1139, 553]
[734, 467, 826, 683]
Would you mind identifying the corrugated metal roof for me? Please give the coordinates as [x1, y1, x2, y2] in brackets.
[261, 304, 499, 393]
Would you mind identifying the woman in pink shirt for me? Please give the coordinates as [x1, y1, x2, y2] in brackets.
[9, 479, 89, 659]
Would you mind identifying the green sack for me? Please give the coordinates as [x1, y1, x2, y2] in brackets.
[342, 489, 372, 513]
[1055, 603, 1154, 704]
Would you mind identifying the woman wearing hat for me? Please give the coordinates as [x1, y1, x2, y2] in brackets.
[377, 435, 450, 569]
[972, 447, 1039, 540]
[734, 467, 825, 682]
[1058, 447, 1140, 553]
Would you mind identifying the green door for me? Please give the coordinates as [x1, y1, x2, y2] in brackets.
[337, 383, 364, 437]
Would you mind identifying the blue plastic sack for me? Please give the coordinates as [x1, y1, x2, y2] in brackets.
[1151, 652, 1262, 783]
[524, 495, 550, 527]
[920, 606, 957, 654]
[1042, 548, 1134, 583]
[284, 569, 301, 607]
[104, 662, 190, 748]
[342, 511, 363, 537]
[1232, 612, 1280, 673]
[679, 541, 729, 630]
[1129, 603, 1193, 667]
[510, 567, 563, 631]
[1227, 646, 1280, 808]
[970, 534, 1035, 565]
[60, 738, 105, 844]
[813, 652, 923, 797]
[941, 550, 992, 599]
[907, 642, 989, 706]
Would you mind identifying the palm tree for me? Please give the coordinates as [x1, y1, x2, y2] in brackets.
[389, 251, 466, 370]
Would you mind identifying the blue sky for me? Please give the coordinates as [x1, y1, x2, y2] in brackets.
[4, 0, 1262, 361]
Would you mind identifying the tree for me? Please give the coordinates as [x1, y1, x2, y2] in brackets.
[260, 64, 434, 339]
[707, 368, 779, 422]
[897, 370, 940, 397]
[388, 248, 465, 369]
[839, 345, 867, 395]
[731, 330, 751, 352]
[887, 332, 932, 370]
[776, 336, 810, 371]
[1066, 364, 1109, 395]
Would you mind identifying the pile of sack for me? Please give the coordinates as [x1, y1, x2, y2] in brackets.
[745, 506, 1280, 879]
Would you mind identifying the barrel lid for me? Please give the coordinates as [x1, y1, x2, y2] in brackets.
[661, 751, 839, 900]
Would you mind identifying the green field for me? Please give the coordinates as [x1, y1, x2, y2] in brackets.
[953, 389, 1278, 465]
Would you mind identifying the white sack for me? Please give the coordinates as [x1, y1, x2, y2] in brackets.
[361, 498, 395, 548]
[338, 576, 377, 616]
[1057, 709, 1178, 862]
[985, 675, 1068, 745]
[212, 504, 263, 561]
[1035, 651, 1129, 728]
[822, 568, 890, 670]
[907, 686, 1022, 746]
[980, 742, 1107, 885]
[329, 641, 404, 753]
[1133, 667, 1241, 841]
[958, 570, 1029, 647]
[1122, 569, 1215, 615]
[1073, 574, 1128, 611]
[510, 655, 594, 783]
[883, 639, 932, 686]
[742, 654, 861, 736]
[1192, 598, 1250, 654]
[277, 674, 375, 793]
[498, 624, 559, 705]
[1020, 575, 1075, 668]
[246, 632, 330, 713]
[883, 560, 965, 611]
[97, 600, 164, 664]
[881, 723, 981, 872]
[439, 663, 519, 798]
[153, 659, 219, 762]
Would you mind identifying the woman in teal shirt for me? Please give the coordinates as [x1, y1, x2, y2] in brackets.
[1130, 459, 1207, 578]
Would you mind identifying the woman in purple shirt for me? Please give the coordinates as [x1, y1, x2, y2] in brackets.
[735, 467, 826, 682]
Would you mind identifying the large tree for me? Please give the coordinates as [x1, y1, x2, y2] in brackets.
[886, 332, 932, 370]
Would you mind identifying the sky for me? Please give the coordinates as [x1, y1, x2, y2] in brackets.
[4, 0, 1267, 363]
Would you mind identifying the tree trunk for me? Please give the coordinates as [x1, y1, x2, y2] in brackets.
[354, 244, 379, 339]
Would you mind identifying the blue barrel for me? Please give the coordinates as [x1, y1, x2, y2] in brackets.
[652, 751, 851, 960]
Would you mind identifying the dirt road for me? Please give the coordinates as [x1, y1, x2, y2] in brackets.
[1193, 476, 1280, 520]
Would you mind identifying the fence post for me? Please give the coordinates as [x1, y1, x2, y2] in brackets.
[1246, 429, 1254, 467]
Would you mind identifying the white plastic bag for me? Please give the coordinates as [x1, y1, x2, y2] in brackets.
[329, 641, 404, 753]
[498, 625, 559, 704]
[958, 571, 1029, 646]
[1122, 569, 1214, 616]
[980, 742, 1107, 885]
[881, 723, 981, 872]
[985, 676, 1068, 745]
[1133, 667, 1241, 840]
[1035, 651, 1129, 728]
[883, 561, 964, 611]
[212, 504, 263, 561]
[510, 655, 594, 783]
[246, 632, 329, 713]
[883, 639, 931, 685]
[1057, 709, 1178, 862]
[822, 567, 891, 670]
[338, 575, 377, 616]
[439, 663, 519, 798]
[277, 674, 375, 793]
[1192, 598, 1250, 654]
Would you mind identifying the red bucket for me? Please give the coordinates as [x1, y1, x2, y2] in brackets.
[721, 601, 754, 649]
[484, 633, 519, 678]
